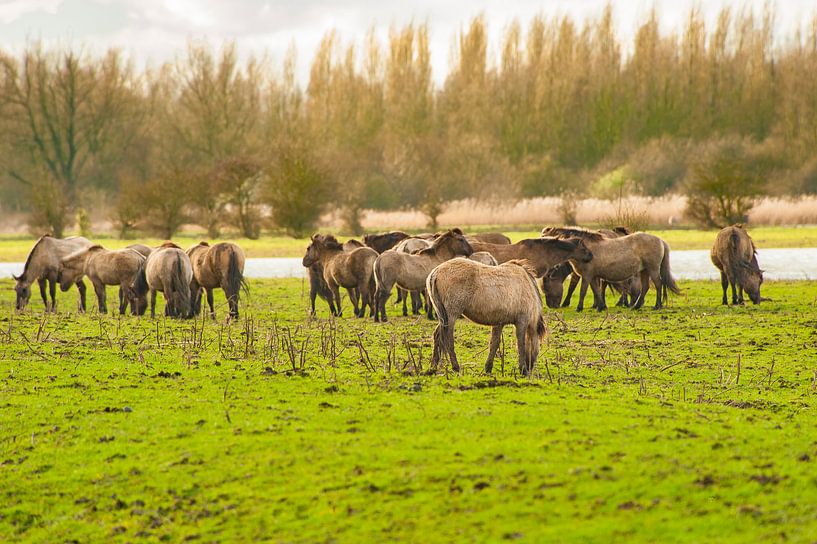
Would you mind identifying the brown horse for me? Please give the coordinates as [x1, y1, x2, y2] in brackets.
[427, 258, 546, 376]
[363, 231, 410, 253]
[58, 245, 147, 314]
[555, 231, 679, 311]
[372, 230, 474, 322]
[541, 226, 639, 309]
[187, 242, 247, 320]
[468, 232, 512, 245]
[13, 235, 91, 312]
[468, 237, 593, 277]
[711, 225, 763, 305]
[302, 235, 378, 318]
[132, 243, 193, 318]
[306, 236, 363, 317]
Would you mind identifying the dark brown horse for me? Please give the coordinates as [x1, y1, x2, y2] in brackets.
[711, 224, 763, 305]
[13, 235, 91, 312]
[187, 242, 247, 320]
[363, 231, 410, 253]
[468, 237, 593, 278]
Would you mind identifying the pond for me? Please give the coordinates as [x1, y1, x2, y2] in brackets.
[1, 249, 815, 281]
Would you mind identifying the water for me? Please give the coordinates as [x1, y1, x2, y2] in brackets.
[1, 249, 815, 281]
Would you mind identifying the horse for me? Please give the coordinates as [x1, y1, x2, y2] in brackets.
[13, 235, 92, 312]
[711, 224, 763, 305]
[363, 231, 410, 253]
[468, 232, 512, 245]
[427, 258, 546, 376]
[306, 236, 365, 316]
[187, 241, 247, 320]
[123, 244, 152, 314]
[132, 242, 193, 319]
[302, 235, 378, 318]
[555, 231, 680, 311]
[372, 230, 474, 322]
[468, 237, 593, 278]
[540, 226, 639, 309]
[58, 245, 147, 314]
[392, 237, 433, 316]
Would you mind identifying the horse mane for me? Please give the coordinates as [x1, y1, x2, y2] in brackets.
[504, 259, 538, 278]
[542, 226, 605, 242]
[320, 235, 344, 251]
[62, 245, 100, 263]
[159, 241, 182, 249]
[612, 226, 632, 235]
[521, 237, 580, 252]
[198, 241, 210, 247]
[546, 261, 574, 280]
[20, 235, 51, 278]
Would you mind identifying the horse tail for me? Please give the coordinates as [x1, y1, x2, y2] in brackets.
[660, 242, 681, 301]
[224, 247, 246, 315]
[171, 253, 191, 318]
[426, 267, 448, 327]
[132, 259, 149, 297]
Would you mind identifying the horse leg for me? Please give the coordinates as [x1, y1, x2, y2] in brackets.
[119, 284, 130, 314]
[590, 279, 607, 312]
[398, 288, 408, 316]
[76, 279, 87, 313]
[38, 278, 48, 310]
[329, 282, 343, 317]
[411, 291, 423, 315]
[737, 285, 745, 305]
[515, 321, 529, 376]
[431, 324, 444, 370]
[206, 288, 215, 319]
[484, 325, 503, 374]
[48, 278, 57, 312]
[649, 267, 663, 309]
[720, 272, 729, 305]
[149, 289, 157, 318]
[426, 291, 435, 320]
[93, 280, 107, 314]
[444, 323, 459, 372]
[527, 320, 541, 373]
[576, 278, 590, 312]
[562, 274, 580, 307]
[730, 278, 739, 305]
[633, 270, 650, 309]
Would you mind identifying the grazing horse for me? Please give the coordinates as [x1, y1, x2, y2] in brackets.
[427, 258, 546, 376]
[711, 224, 763, 305]
[372, 230, 474, 322]
[558, 231, 680, 311]
[13, 235, 91, 312]
[187, 242, 247, 320]
[302, 235, 379, 318]
[468, 237, 593, 278]
[59, 245, 147, 314]
[363, 231, 410, 254]
[132, 243, 193, 319]
[124, 244, 152, 315]
[541, 226, 639, 309]
[307, 236, 364, 317]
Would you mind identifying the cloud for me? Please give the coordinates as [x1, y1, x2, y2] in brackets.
[0, 0, 63, 24]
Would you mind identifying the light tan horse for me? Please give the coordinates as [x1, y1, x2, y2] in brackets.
[372, 230, 474, 322]
[302, 235, 379, 318]
[711, 224, 763, 305]
[58, 245, 147, 314]
[132, 242, 193, 318]
[557, 231, 680, 311]
[187, 242, 247, 320]
[391, 237, 432, 316]
[427, 258, 546, 376]
[468, 237, 593, 277]
[13, 235, 92, 312]
[541, 226, 639, 309]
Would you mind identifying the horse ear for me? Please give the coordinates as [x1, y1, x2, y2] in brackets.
[451, 227, 463, 235]
[11, 273, 19, 281]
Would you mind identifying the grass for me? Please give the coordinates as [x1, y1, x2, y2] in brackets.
[1, 225, 817, 262]
[1, 278, 816, 542]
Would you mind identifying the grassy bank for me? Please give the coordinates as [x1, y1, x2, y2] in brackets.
[2, 225, 817, 262]
[1, 278, 815, 542]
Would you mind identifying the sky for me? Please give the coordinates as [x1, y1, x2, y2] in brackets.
[0, 0, 814, 84]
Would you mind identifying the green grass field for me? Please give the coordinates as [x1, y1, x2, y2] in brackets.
[2, 225, 817, 262]
[1, 278, 816, 542]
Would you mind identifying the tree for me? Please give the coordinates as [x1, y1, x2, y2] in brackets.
[213, 156, 264, 239]
[684, 136, 766, 228]
[264, 143, 331, 237]
[0, 45, 139, 235]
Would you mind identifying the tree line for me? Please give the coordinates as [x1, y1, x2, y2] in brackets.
[1, 5, 816, 237]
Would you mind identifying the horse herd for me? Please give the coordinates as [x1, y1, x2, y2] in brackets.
[10, 224, 764, 376]
[12, 236, 247, 320]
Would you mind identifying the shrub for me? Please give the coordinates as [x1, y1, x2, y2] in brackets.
[683, 136, 766, 228]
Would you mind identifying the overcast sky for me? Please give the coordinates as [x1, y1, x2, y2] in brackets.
[1, 0, 814, 84]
